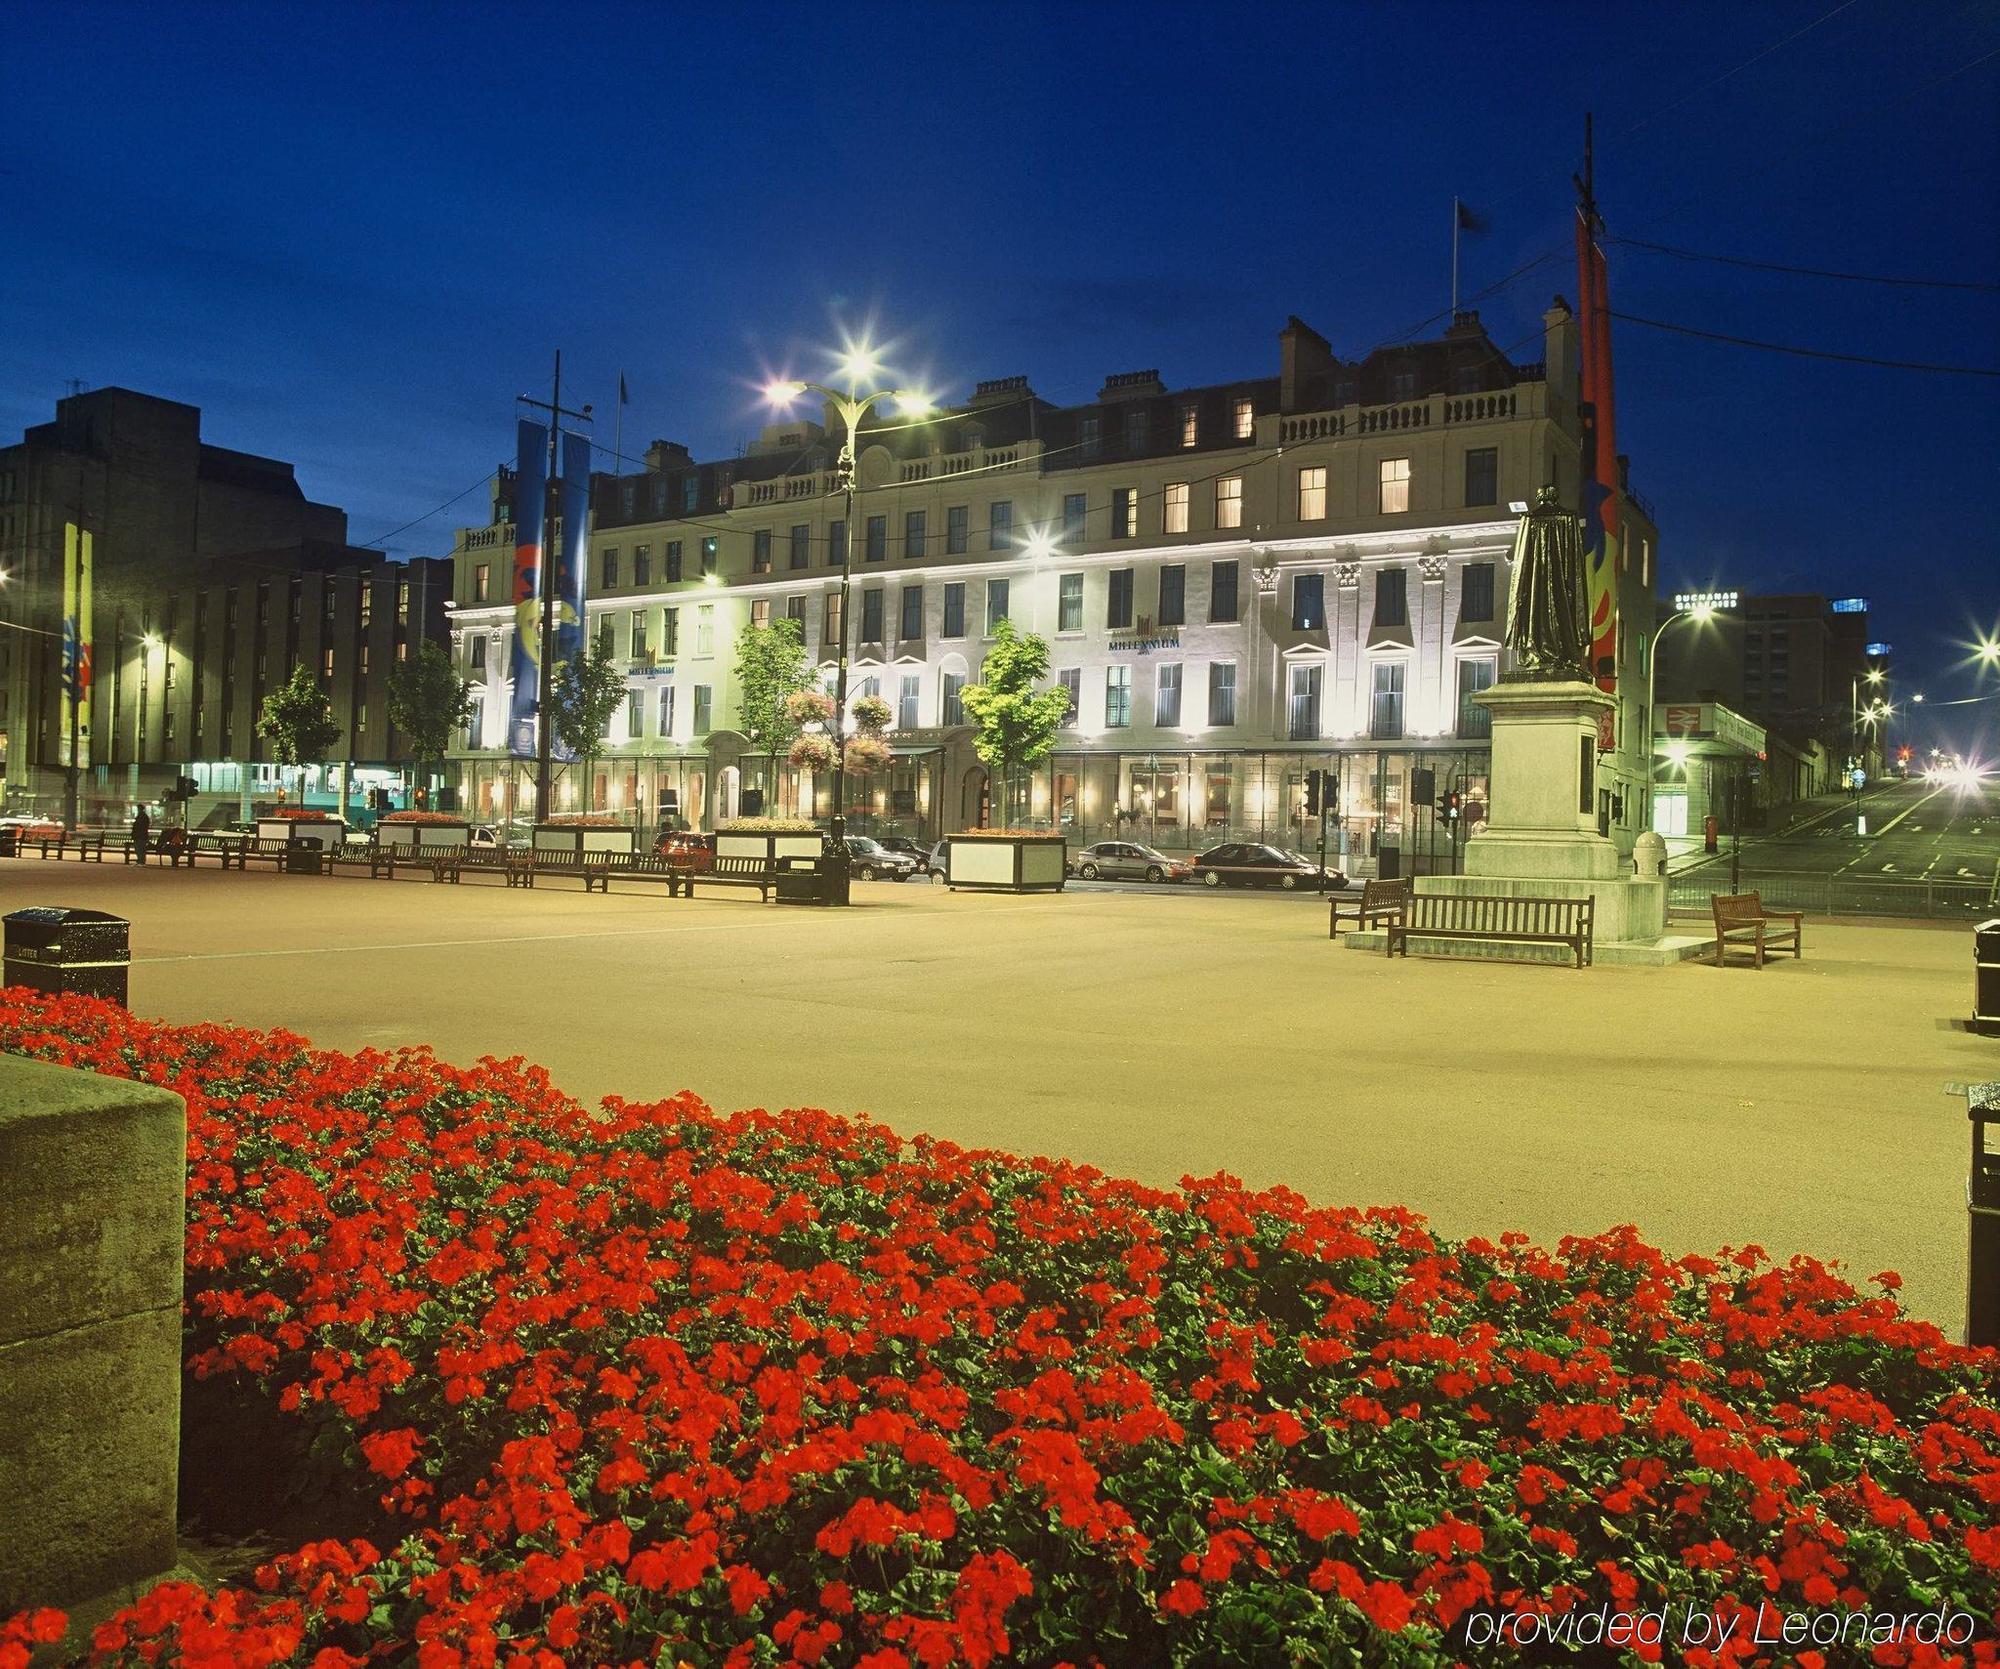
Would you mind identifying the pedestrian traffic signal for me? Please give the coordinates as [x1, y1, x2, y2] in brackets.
[1437, 791, 1462, 822]
[1304, 769, 1323, 817]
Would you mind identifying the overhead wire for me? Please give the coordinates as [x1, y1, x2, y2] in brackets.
[1609, 310, 2000, 377]
[1608, 235, 2000, 293]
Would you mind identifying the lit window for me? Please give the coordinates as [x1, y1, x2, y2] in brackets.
[1112, 488, 1137, 539]
[1105, 665, 1132, 728]
[1163, 482, 1189, 535]
[694, 604, 715, 656]
[1216, 476, 1243, 529]
[473, 564, 490, 603]
[1298, 466, 1327, 521]
[1154, 662, 1182, 726]
[751, 598, 771, 629]
[1208, 662, 1236, 726]
[1180, 403, 1199, 447]
[1232, 398, 1253, 440]
[1058, 667, 1081, 720]
[1379, 457, 1411, 514]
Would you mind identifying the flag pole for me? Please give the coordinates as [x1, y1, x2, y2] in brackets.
[613, 372, 625, 482]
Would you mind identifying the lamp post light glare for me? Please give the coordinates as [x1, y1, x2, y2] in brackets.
[761, 344, 945, 877]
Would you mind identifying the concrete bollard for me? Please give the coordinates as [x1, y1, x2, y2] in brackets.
[0, 1054, 186, 1613]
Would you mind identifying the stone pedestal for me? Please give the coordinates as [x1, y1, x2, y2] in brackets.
[0, 1055, 186, 1613]
[1420, 678, 1672, 957]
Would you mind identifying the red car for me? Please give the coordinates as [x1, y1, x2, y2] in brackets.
[653, 830, 715, 872]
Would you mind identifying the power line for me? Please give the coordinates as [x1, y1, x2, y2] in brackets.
[1610, 310, 2000, 377]
[1609, 235, 2000, 292]
[1613, 0, 1865, 139]
[353, 468, 499, 552]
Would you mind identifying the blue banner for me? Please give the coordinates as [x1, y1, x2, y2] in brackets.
[548, 431, 592, 761]
[507, 419, 548, 758]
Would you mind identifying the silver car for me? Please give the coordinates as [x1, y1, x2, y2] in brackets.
[843, 835, 918, 881]
[1070, 841, 1191, 883]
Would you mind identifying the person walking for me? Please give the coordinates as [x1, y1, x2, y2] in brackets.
[131, 805, 152, 863]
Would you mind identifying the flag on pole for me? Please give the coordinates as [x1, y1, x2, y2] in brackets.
[1455, 199, 1490, 235]
[618, 372, 629, 405]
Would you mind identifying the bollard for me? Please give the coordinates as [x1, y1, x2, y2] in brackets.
[0, 1054, 186, 1612]
[1968, 1082, 1999, 1349]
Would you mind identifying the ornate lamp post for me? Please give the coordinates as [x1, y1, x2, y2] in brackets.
[763, 350, 934, 857]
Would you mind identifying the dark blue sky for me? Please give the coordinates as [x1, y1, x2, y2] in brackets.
[5, 1, 1996, 738]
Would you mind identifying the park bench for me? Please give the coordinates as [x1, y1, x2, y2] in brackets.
[508, 846, 625, 893]
[190, 833, 248, 870]
[613, 851, 700, 897]
[1711, 892, 1803, 968]
[243, 837, 330, 875]
[1385, 892, 1595, 969]
[1328, 877, 1410, 939]
[29, 831, 106, 862]
[676, 853, 778, 902]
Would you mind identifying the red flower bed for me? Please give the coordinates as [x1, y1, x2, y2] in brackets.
[0, 990, 1995, 1668]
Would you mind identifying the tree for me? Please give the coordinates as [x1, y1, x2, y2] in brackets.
[959, 619, 1071, 827]
[257, 666, 341, 804]
[733, 617, 815, 809]
[385, 640, 474, 809]
[546, 645, 627, 812]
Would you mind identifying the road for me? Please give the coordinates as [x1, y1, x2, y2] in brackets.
[1679, 777, 2000, 906]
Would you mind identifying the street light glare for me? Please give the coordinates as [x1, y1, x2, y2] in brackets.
[896, 390, 936, 418]
[1022, 527, 1058, 561]
[762, 379, 807, 406]
[1866, 668, 1885, 684]
[836, 347, 881, 387]
[1690, 602, 1715, 624]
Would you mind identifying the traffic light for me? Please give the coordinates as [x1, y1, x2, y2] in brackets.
[1304, 769, 1323, 817]
[1437, 791, 1462, 822]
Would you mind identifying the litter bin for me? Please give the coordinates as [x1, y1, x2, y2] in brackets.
[0, 827, 17, 859]
[1967, 1082, 2000, 1348]
[1976, 919, 2000, 1033]
[3, 907, 131, 1006]
[774, 857, 830, 907]
[1377, 844, 1401, 882]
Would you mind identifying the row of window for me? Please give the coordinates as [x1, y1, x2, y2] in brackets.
[468, 445, 1507, 603]
[466, 556, 1502, 675]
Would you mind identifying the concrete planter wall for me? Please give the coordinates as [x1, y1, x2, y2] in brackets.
[945, 834, 1067, 893]
[377, 821, 470, 852]
[532, 824, 637, 857]
[256, 817, 342, 851]
[716, 830, 825, 868]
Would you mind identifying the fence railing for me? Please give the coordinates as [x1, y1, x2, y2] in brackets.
[1669, 870, 1996, 921]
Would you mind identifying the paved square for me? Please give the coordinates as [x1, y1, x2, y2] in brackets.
[3, 862, 1986, 1327]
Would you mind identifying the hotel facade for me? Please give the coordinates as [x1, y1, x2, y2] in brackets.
[446, 304, 1659, 874]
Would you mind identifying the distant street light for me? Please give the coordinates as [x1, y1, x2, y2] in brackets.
[1643, 597, 1723, 821]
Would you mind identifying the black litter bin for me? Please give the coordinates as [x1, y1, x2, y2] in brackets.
[1967, 1082, 2000, 1348]
[1377, 844, 1401, 882]
[4, 907, 130, 1006]
[0, 827, 17, 859]
[774, 857, 829, 907]
[1976, 919, 2000, 1033]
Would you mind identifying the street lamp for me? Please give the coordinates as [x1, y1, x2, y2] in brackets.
[763, 347, 939, 869]
[1643, 596, 1721, 824]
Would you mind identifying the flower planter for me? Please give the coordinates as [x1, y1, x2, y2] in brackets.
[715, 830, 827, 869]
[255, 817, 343, 853]
[532, 823, 637, 857]
[377, 821, 470, 853]
[945, 832, 1067, 893]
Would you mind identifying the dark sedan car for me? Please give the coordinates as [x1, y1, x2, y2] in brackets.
[873, 835, 933, 872]
[1191, 842, 1344, 891]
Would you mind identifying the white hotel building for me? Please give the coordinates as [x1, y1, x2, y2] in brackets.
[445, 303, 1658, 873]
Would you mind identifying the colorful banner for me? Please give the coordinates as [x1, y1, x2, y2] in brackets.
[59, 523, 93, 768]
[506, 419, 548, 758]
[1576, 210, 1621, 694]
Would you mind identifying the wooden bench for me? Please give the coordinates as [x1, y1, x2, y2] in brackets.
[1386, 893, 1595, 968]
[243, 837, 330, 874]
[29, 831, 106, 861]
[677, 853, 778, 902]
[190, 833, 248, 870]
[612, 852, 701, 897]
[1329, 877, 1410, 939]
[1711, 892, 1803, 967]
[509, 847, 626, 892]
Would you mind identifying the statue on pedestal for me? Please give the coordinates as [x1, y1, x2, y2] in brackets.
[1503, 485, 1591, 682]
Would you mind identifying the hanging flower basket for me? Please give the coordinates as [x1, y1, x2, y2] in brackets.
[785, 691, 836, 727]
[789, 734, 837, 772]
[842, 735, 892, 775]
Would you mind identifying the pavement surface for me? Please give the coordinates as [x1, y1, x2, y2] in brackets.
[2, 858, 1991, 1331]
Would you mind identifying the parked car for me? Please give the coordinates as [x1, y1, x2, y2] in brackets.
[927, 839, 951, 880]
[844, 835, 918, 881]
[873, 835, 933, 872]
[1190, 842, 1344, 890]
[1069, 841, 1191, 883]
[654, 830, 715, 871]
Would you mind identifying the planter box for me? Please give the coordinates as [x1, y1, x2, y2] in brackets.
[716, 830, 826, 869]
[256, 818, 343, 852]
[377, 821, 471, 853]
[945, 834, 1067, 893]
[532, 823, 637, 857]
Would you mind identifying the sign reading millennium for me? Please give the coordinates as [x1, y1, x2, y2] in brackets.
[1108, 630, 1181, 655]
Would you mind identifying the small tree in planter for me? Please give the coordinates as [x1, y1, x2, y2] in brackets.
[960, 619, 1070, 826]
[733, 618, 815, 814]
[386, 641, 473, 812]
[257, 666, 341, 807]
[546, 645, 626, 816]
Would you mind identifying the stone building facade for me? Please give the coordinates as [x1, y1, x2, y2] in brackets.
[447, 305, 1660, 872]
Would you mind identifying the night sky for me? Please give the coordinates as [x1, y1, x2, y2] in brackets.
[4, 1, 1996, 744]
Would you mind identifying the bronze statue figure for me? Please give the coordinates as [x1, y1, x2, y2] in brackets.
[1503, 485, 1591, 681]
